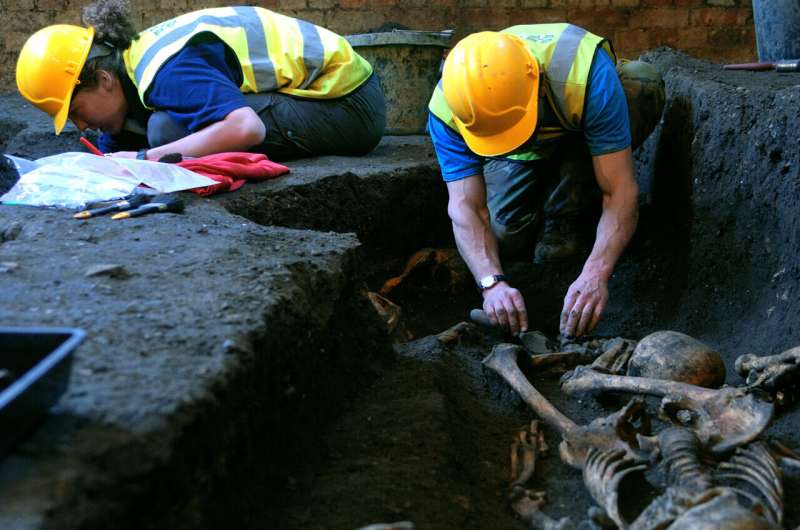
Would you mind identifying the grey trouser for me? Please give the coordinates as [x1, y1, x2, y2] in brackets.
[147, 74, 386, 162]
[484, 60, 666, 258]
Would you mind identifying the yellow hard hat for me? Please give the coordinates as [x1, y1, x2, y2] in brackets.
[16, 24, 95, 135]
[442, 32, 539, 157]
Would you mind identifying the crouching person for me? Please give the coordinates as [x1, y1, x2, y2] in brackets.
[16, 0, 386, 161]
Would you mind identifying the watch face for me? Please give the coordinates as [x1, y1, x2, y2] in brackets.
[480, 276, 496, 289]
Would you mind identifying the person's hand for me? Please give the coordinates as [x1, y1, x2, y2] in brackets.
[106, 151, 137, 159]
[483, 282, 528, 335]
[560, 271, 608, 338]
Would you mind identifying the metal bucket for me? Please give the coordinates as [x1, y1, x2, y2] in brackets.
[752, 0, 800, 61]
[347, 30, 453, 135]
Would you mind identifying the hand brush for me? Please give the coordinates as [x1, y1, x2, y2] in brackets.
[73, 193, 152, 219]
[111, 194, 185, 219]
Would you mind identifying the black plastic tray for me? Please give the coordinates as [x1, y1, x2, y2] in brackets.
[0, 327, 84, 455]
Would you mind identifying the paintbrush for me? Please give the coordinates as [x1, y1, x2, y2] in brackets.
[111, 194, 184, 219]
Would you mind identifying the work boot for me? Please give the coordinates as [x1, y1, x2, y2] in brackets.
[533, 217, 590, 263]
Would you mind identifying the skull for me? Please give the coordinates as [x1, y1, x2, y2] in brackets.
[628, 331, 726, 388]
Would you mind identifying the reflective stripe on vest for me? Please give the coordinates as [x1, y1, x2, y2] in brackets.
[428, 24, 615, 160]
[123, 6, 372, 108]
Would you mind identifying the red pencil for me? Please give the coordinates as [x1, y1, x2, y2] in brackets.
[79, 137, 104, 156]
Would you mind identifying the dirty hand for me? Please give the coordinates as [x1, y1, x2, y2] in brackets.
[106, 151, 137, 159]
[483, 282, 528, 335]
[560, 272, 608, 338]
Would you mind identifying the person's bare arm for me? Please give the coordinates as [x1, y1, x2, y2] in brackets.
[109, 107, 266, 160]
[447, 175, 528, 334]
[560, 147, 638, 337]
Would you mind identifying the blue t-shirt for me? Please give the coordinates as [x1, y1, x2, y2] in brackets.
[428, 50, 631, 182]
[98, 40, 247, 152]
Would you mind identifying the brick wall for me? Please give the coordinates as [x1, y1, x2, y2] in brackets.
[1, 0, 755, 91]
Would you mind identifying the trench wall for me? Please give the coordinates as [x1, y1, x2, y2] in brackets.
[1, 0, 755, 91]
[626, 48, 800, 358]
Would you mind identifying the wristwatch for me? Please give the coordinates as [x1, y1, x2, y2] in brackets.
[478, 274, 507, 291]
[136, 149, 149, 160]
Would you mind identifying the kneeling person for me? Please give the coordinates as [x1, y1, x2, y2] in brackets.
[428, 24, 665, 337]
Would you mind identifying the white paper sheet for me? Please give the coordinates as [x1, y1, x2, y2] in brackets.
[1, 152, 216, 208]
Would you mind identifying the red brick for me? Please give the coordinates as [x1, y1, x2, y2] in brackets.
[629, 7, 689, 27]
[325, 7, 384, 33]
[641, 0, 673, 7]
[338, 0, 368, 7]
[567, 7, 631, 27]
[676, 26, 709, 47]
[614, 27, 650, 51]
[611, 0, 641, 6]
[279, 0, 307, 9]
[296, 9, 327, 24]
[690, 7, 751, 27]
[552, 0, 610, 5]
[708, 26, 753, 47]
[674, 0, 703, 6]
[513, 8, 569, 23]
[460, 8, 514, 29]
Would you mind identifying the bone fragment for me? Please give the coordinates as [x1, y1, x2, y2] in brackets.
[435, 321, 474, 345]
[528, 352, 594, 371]
[510, 489, 575, 530]
[510, 421, 548, 489]
[592, 337, 635, 375]
[736, 346, 800, 374]
[736, 346, 800, 392]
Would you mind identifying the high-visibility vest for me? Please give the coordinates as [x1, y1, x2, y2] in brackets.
[123, 6, 373, 108]
[429, 23, 615, 160]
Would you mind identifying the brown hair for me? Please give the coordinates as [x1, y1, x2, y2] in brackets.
[77, 0, 139, 88]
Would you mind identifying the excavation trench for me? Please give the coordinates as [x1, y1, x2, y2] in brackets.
[0, 48, 799, 529]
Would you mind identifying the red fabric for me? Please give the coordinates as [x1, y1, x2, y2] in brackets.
[178, 152, 289, 196]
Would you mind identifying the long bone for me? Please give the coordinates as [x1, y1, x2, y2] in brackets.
[483, 344, 650, 468]
[560, 366, 773, 454]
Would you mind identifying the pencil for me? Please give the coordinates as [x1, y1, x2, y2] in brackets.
[80, 137, 104, 156]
